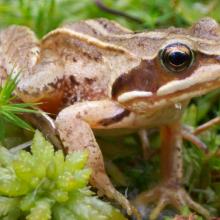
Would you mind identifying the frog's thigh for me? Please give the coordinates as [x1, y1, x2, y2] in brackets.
[55, 100, 138, 217]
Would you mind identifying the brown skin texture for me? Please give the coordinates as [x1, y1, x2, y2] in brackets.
[1, 17, 220, 219]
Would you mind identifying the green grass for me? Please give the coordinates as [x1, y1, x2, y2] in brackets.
[0, 0, 220, 37]
[0, 0, 220, 219]
[0, 74, 39, 141]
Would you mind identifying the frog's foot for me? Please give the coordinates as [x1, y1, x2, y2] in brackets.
[133, 182, 210, 220]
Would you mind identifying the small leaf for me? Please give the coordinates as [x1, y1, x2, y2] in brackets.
[65, 151, 89, 172]
[0, 196, 19, 217]
[26, 199, 52, 220]
[0, 147, 13, 166]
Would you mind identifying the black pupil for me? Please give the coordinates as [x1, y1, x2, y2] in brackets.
[168, 51, 189, 66]
[161, 43, 194, 73]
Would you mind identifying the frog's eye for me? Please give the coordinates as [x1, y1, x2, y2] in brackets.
[160, 43, 194, 73]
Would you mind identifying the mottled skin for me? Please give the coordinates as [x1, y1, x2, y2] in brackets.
[1, 17, 220, 219]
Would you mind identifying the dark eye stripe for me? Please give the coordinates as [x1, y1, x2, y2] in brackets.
[160, 43, 194, 73]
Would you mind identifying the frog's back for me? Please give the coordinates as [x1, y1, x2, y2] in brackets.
[0, 23, 140, 114]
[62, 18, 220, 59]
[62, 18, 175, 58]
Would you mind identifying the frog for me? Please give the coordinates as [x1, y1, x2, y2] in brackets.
[0, 17, 220, 220]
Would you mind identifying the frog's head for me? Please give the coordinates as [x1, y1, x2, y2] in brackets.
[112, 18, 220, 113]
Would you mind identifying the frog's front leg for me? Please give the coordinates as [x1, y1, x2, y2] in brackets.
[55, 100, 140, 220]
[134, 121, 210, 220]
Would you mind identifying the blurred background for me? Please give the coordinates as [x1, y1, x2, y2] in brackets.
[0, 0, 220, 37]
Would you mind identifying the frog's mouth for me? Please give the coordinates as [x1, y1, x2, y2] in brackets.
[117, 65, 220, 112]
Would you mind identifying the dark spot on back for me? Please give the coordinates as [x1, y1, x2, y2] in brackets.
[84, 77, 96, 84]
[69, 75, 79, 85]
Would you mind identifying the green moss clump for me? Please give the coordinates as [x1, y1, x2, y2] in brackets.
[0, 130, 127, 220]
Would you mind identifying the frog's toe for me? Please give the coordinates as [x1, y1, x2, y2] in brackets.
[133, 183, 210, 220]
[104, 188, 141, 220]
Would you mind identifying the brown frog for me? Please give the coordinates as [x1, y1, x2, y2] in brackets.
[1, 17, 220, 219]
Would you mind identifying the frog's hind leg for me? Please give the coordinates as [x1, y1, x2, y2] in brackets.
[138, 129, 150, 160]
[182, 116, 220, 152]
[55, 100, 141, 220]
[193, 116, 220, 135]
[182, 129, 208, 152]
[134, 122, 210, 220]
